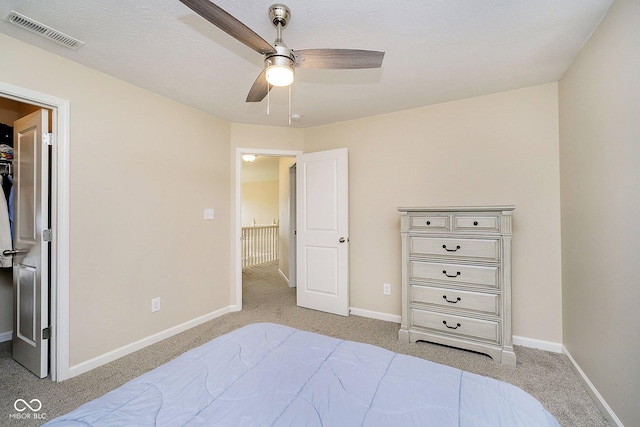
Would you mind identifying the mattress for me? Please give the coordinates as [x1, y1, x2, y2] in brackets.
[45, 322, 559, 426]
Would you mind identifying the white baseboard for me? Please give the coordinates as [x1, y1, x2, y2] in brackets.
[512, 335, 563, 353]
[0, 330, 12, 343]
[69, 306, 233, 378]
[277, 269, 291, 286]
[562, 346, 623, 427]
[349, 307, 401, 323]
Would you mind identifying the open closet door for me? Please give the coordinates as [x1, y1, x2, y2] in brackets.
[296, 148, 349, 316]
[11, 109, 49, 378]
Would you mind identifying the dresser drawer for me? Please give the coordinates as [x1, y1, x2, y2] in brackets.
[411, 308, 500, 343]
[453, 214, 500, 232]
[411, 261, 499, 289]
[410, 236, 500, 261]
[409, 215, 449, 231]
[411, 284, 499, 315]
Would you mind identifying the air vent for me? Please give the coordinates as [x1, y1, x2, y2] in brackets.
[6, 11, 84, 50]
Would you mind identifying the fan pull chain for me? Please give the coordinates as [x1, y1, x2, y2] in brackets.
[288, 85, 291, 126]
[266, 59, 272, 116]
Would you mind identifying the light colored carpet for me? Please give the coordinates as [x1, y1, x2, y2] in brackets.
[0, 261, 609, 426]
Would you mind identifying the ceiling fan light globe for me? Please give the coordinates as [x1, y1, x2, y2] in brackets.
[266, 65, 294, 87]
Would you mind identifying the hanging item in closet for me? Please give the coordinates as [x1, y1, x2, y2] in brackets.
[0, 143, 13, 246]
[0, 143, 13, 206]
[1, 164, 11, 204]
[0, 143, 13, 160]
[1, 167, 10, 202]
[0, 174, 12, 268]
[7, 174, 13, 240]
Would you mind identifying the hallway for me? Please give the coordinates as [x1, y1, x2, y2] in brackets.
[242, 261, 295, 312]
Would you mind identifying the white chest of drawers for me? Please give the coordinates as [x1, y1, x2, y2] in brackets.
[398, 206, 516, 366]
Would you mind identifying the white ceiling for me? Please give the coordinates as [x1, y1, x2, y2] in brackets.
[0, 0, 612, 128]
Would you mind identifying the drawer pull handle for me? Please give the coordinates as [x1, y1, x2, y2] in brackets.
[426, 221, 431, 225]
[443, 295, 461, 303]
[442, 244, 461, 252]
[442, 270, 461, 278]
[443, 321, 461, 329]
[473, 221, 478, 226]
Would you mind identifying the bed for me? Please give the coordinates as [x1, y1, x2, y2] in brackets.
[45, 322, 559, 426]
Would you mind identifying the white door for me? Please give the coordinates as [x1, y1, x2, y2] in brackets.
[296, 148, 349, 316]
[11, 109, 50, 378]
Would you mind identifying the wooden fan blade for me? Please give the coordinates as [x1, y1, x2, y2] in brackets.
[293, 49, 385, 69]
[179, 0, 275, 55]
[246, 69, 271, 102]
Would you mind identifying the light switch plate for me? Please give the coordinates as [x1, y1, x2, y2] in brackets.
[204, 208, 215, 220]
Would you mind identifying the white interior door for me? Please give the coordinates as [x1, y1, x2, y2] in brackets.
[296, 148, 349, 316]
[12, 109, 50, 378]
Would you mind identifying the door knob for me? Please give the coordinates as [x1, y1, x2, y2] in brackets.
[338, 237, 348, 243]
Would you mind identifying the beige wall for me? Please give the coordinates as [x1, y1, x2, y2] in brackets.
[241, 181, 278, 226]
[0, 33, 232, 366]
[559, 0, 639, 424]
[230, 124, 304, 152]
[304, 83, 563, 342]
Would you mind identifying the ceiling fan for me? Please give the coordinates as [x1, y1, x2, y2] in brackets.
[178, 0, 385, 102]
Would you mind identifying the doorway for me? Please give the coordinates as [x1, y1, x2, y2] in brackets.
[0, 81, 70, 381]
[235, 148, 301, 311]
[1, 104, 52, 379]
[238, 151, 298, 309]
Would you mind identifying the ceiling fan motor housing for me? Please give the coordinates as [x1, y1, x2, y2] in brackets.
[265, 45, 295, 68]
[269, 4, 290, 28]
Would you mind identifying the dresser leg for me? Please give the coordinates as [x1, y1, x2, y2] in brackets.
[501, 348, 517, 367]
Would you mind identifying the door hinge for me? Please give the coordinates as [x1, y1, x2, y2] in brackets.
[43, 229, 53, 242]
[43, 132, 54, 146]
[42, 327, 51, 340]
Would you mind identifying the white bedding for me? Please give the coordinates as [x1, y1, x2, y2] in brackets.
[46, 323, 559, 426]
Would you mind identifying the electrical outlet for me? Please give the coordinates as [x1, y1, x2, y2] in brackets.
[383, 283, 391, 295]
[151, 297, 161, 312]
[204, 208, 215, 220]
